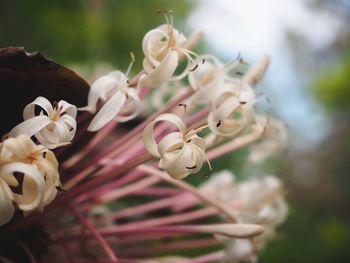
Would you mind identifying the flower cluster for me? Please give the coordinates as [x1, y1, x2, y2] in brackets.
[0, 11, 288, 263]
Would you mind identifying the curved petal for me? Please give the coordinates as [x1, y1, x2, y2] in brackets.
[58, 100, 77, 119]
[160, 143, 194, 179]
[113, 88, 141, 122]
[143, 113, 186, 158]
[0, 180, 15, 226]
[157, 132, 184, 157]
[1, 162, 45, 212]
[9, 115, 51, 138]
[142, 27, 170, 67]
[23, 96, 53, 120]
[78, 73, 122, 113]
[88, 90, 126, 132]
[139, 50, 179, 89]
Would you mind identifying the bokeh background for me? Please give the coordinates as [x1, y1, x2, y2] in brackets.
[1, 0, 350, 262]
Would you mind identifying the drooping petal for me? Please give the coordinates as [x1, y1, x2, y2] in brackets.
[113, 88, 141, 123]
[88, 90, 126, 132]
[78, 72, 123, 113]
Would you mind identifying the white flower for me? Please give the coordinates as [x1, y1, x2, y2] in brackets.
[207, 83, 256, 138]
[9, 96, 77, 149]
[0, 134, 61, 225]
[200, 171, 288, 259]
[248, 115, 288, 164]
[139, 21, 199, 89]
[143, 113, 208, 179]
[206, 56, 270, 138]
[79, 71, 141, 131]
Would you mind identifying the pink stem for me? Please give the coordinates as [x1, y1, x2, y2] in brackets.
[17, 239, 38, 263]
[101, 193, 188, 221]
[74, 169, 145, 204]
[63, 122, 117, 170]
[131, 187, 182, 196]
[103, 207, 217, 231]
[66, 224, 237, 238]
[98, 175, 161, 203]
[70, 207, 118, 262]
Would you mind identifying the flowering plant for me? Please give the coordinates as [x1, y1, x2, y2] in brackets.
[0, 11, 288, 263]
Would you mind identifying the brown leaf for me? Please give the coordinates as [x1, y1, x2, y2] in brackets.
[0, 47, 90, 136]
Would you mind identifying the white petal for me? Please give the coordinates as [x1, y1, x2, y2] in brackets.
[113, 88, 141, 122]
[157, 132, 184, 157]
[9, 116, 51, 138]
[1, 162, 45, 212]
[88, 90, 126, 132]
[57, 100, 77, 119]
[0, 180, 15, 226]
[142, 27, 169, 67]
[79, 72, 124, 113]
[143, 113, 186, 158]
[160, 143, 194, 179]
[139, 50, 179, 89]
[23, 96, 53, 120]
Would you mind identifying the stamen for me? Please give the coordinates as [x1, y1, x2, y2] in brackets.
[126, 52, 135, 78]
[216, 120, 222, 127]
[192, 124, 209, 134]
[239, 101, 247, 105]
[59, 111, 67, 117]
[202, 58, 206, 64]
[156, 9, 173, 14]
[157, 9, 174, 36]
[239, 58, 248, 64]
[186, 164, 197, 169]
[52, 101, 58, 110]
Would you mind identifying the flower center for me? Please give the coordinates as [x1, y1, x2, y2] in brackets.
[50, 102, 66, 122]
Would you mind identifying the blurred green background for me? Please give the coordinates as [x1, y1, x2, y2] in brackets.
[1, 0, 350, 262]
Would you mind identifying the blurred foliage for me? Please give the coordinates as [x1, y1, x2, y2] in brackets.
[260, 201, 350, 263]
[314, 54, 350, 113]
[0, 0, 191, 72]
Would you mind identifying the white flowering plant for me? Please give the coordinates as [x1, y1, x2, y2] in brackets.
[0, 11, 288, 263]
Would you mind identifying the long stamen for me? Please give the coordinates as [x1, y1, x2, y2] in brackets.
[125, 52, 135, 78]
